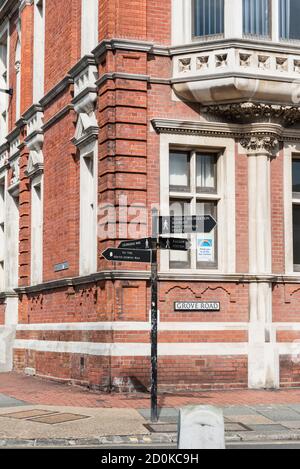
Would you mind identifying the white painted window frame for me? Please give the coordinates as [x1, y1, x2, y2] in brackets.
[0, 20, 10, 145]
[33, 0, 45, 103]
[0, 173, 6, 291]
[30, 174, 43, 286]
[15, 21, 21, 122]
[79, 140, 98, 276]
[81, 0, 98, 56]
[172, 0, 287, 46]
[4, 189, 19, 289]
[284, 142, 300, 274]
[160, 133, 236, 274]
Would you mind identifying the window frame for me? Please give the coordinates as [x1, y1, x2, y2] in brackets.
[169, 149, 220, 271]
[292, 156, 300, 271]
[159, 133, 236, 275]
[192, 0, 225, 41]
[0, 21, 9, 145]
[279, 0, 300, 43]
[79, 140, 98, 276]
[242, 0, 272, 40]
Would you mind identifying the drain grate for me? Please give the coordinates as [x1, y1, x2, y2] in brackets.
[28, 413, 89, 425]
[0, 409, 57, 420]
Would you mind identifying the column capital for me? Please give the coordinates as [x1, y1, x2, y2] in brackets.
[240, 134, 279, 156]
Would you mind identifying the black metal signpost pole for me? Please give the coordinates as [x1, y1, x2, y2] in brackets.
[151, 208, 159, 423]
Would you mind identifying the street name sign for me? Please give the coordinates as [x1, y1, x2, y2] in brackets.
[174, 301, 220, 312]
[118, 238, 152, 250]
[159, 215, 217, 234]
[159, 237, 190, 251]
[102, 248, 151, 263]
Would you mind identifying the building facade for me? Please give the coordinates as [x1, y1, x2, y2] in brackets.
[0, 0, 300, 391]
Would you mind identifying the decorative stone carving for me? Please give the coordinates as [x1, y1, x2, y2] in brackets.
[196, 56, 209, 70]
[276, 57, 288, 72]
[179, 58, 191, 73]
[24, 106, 44, 179]
[240, 53, 251, 67]
[25, 150, 43, 178]
[201, 102, 300, 126]
[10, 160, 19, 186]
[72, 112, 99, 149]
[215, 54, 228, 68]
[240, 134, 279, 154]
[294, 60, 300, 73]
[258, 55, 270, 70]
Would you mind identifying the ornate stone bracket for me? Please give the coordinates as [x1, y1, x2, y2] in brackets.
[23, 105, 44, 179]
[202, 102, 300, 127]
[69, 56, 99, 149]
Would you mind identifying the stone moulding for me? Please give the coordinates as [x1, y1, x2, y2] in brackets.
[151, 118, 300, 143]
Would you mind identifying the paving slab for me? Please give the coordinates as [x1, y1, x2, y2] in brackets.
[222, 406, 258, 416]
[287, 404, 300, 413]
[227, 414, 274, 425]
[255, 408, 300, 422]
[138, 408, 179, 422]
[279, 421, 300, 429]
[247, 424, 289, 432]
[0, 405, 149, 439]
[0, 393, 25, 408]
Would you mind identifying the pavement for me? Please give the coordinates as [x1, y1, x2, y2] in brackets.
[2, 373, 300, 447]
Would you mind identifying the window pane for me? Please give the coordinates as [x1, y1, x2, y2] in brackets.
[292, 160, 300, 194]
[243, 0, 270, 37]
[196, 201, 218, 268]
[293, 205, 300, 265]
[196, 154, 217, 193]
[169, 199, 191, 269]
[280, 0, 300, 40]
[169, 151, 190, 191]
[194, 0, 224, 37]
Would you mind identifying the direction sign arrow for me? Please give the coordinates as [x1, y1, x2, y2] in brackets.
[159, 215, 217, 234]
[102, 248, 152, 263]
[159, 237, 190, 251]
[118, 238, 152, 250]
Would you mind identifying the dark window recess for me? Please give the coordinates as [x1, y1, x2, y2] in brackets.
[293, 160, 300, 196]
[293, 205, 300, 265]
[280, 0, 300, 40]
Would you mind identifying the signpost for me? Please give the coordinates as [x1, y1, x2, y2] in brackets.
[159, 215, 217, 235]
[159, 237, 190, 251]
[102, 211, 217, 423]
[102, 248, 151, 263]
[118, 238, 152, 250]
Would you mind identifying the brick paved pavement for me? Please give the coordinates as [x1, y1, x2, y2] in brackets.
[1, 373, 300, 409]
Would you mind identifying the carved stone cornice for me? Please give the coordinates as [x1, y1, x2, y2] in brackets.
[151, 118, 300, 143]
[202, 102, 300, 127]
[239, 134, 279, 155]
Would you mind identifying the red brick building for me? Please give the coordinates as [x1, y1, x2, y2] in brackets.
[0, 0, 300, 391]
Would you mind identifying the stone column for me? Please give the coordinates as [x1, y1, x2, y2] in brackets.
[240, 134, 279, 389]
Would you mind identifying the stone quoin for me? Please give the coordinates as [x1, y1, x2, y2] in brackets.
[0, 0, 300, 392]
